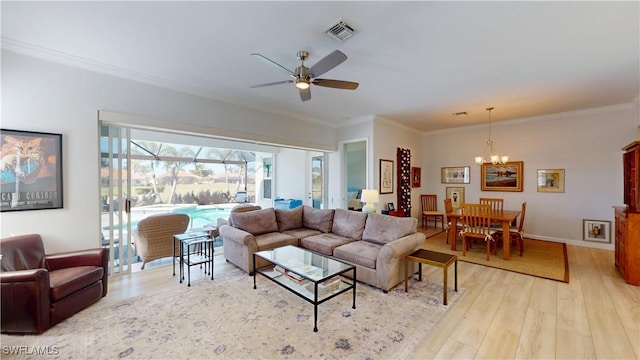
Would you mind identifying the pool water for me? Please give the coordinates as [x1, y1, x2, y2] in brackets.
[102, 204, 233, 233]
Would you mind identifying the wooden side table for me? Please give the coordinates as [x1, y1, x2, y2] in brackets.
[404, 249, 457, 305]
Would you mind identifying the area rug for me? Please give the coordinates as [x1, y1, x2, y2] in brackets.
[4, 268, 465, 359]
[424, 232, 569, 283]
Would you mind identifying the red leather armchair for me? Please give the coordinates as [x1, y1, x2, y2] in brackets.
[1, 234, 109, 334]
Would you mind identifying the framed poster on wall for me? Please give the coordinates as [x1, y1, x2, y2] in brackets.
[481, 161, 523, 192]
[0, 129, 63, 212]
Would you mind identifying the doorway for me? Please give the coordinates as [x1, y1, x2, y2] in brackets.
[344, 140, 367, 210]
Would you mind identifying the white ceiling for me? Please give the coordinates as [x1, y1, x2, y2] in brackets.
[2, 1, 638, 132]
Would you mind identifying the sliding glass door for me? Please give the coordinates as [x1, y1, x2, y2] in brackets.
[311, 155, 324, 209]
[99, 123, 133, 276]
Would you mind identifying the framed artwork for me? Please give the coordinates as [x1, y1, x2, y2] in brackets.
[537, 169, 565, 193]
[481, 161, 524, 192]
[0, 129, 63, 212]
[441, 166, 470, 184]
[387, 202, 395, 211]
[446, 187, 465, 209]
[380, 159, 394, 194]
[583, 219, 611, 243]
[411, 167, 421, 188]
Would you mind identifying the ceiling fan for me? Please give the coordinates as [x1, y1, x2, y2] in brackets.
[249, 50, 359, 102]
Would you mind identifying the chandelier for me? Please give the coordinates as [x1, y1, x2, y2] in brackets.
[475, 107, 509, 165]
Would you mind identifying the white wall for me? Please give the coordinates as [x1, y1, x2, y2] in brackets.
[273, 148, 306, 202]
[421, 104, 638, 249]
[1, 50, 337, 252]
[373, 117, 424, 216]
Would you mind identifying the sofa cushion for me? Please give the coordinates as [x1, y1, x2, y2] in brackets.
[332, 209, 367, 240]
[49, 266, 105, 302]
[231, 208, 279, 236]
[282, 228, 322, 240]
[275, 206, 303, 232]
[228, 204, 262, 227]
[362, 213, 417, 245]
[255, 232, 299, 251]
[302, 206, 334, 233]
[300, 233, 355, 256]
[333, 241, 382, 269]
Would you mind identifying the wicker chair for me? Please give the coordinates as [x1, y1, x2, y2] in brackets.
[133, 213, 190, 269]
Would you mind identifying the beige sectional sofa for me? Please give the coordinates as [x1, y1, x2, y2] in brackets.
[219, 205, 425, 292]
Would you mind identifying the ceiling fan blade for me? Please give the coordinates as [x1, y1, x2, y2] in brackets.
[250, 53, 295, 76]
[312, 79, 359, 90]
[299, 87, 311, 102]
[309, 50, 347, 78]
[249, 80, 293, 88]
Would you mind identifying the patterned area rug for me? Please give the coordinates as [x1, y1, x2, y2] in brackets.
[5, 268, 465, 359]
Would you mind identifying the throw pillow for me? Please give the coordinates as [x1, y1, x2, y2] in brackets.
[332, 209, 367, 240]
[302, 206, 334, 233]
[275, 206, 303, 231]
[362, 213, 416, 245]
[230, 208, 279, 235]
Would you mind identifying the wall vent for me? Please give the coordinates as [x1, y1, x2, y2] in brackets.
[325, 20, 355, 42]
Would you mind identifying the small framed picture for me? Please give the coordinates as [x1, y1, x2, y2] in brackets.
[446, 187, 465, 209]
[537, 169, 565, 193]
[441, 166, 470, 184]
[583, 219, 611, 243]
[380, 159, 394, 194]
[411, 167, 421, 188]
[387, 202, 395, 211]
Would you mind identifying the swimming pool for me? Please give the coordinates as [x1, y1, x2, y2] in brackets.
[102, 204, 234, 232]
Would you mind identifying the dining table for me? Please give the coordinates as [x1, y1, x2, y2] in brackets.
[446, 208, 521, 260]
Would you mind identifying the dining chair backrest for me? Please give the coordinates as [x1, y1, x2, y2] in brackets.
[444, 198, 453, 213]
[421, 194, 438, 212]
[461, 203, 493, 236]
[479, 198, 504, 213]
[517, 201, 527, 232]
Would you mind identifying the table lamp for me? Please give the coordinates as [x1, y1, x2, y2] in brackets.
[361, 189, 379, 213]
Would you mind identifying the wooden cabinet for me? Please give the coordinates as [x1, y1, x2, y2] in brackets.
[614, 141, 640, 286]
[614, 207, 640, 285]
[622, 141, 639, 211]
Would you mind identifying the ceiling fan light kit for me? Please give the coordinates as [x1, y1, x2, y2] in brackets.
[250, 49, 359, 101]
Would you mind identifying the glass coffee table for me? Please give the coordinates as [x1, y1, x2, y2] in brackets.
[253, 245, 356, 332]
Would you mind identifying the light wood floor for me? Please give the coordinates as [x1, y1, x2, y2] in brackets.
[103, 240, 639, 359]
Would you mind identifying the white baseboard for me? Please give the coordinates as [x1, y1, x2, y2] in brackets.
[525, 233, 614, 251]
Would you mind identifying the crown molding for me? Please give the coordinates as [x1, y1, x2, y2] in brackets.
[1, 37, 217, 99]
[1, 37, 331, 128]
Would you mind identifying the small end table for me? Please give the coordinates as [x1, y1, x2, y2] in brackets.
[404, 249, 457, 305]
[173, 231, 214, 286]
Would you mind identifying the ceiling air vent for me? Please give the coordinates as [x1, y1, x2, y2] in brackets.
[325, 20, 355, 42]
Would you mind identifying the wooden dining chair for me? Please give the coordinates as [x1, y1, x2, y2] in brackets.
[479, 197, 504, 212]
[480, 197, 504, 227]
[495, 201, 527, 256]
[444, 198, 462, 244]
[421, 194, 444, 230]
[461, 203, 498, 260]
